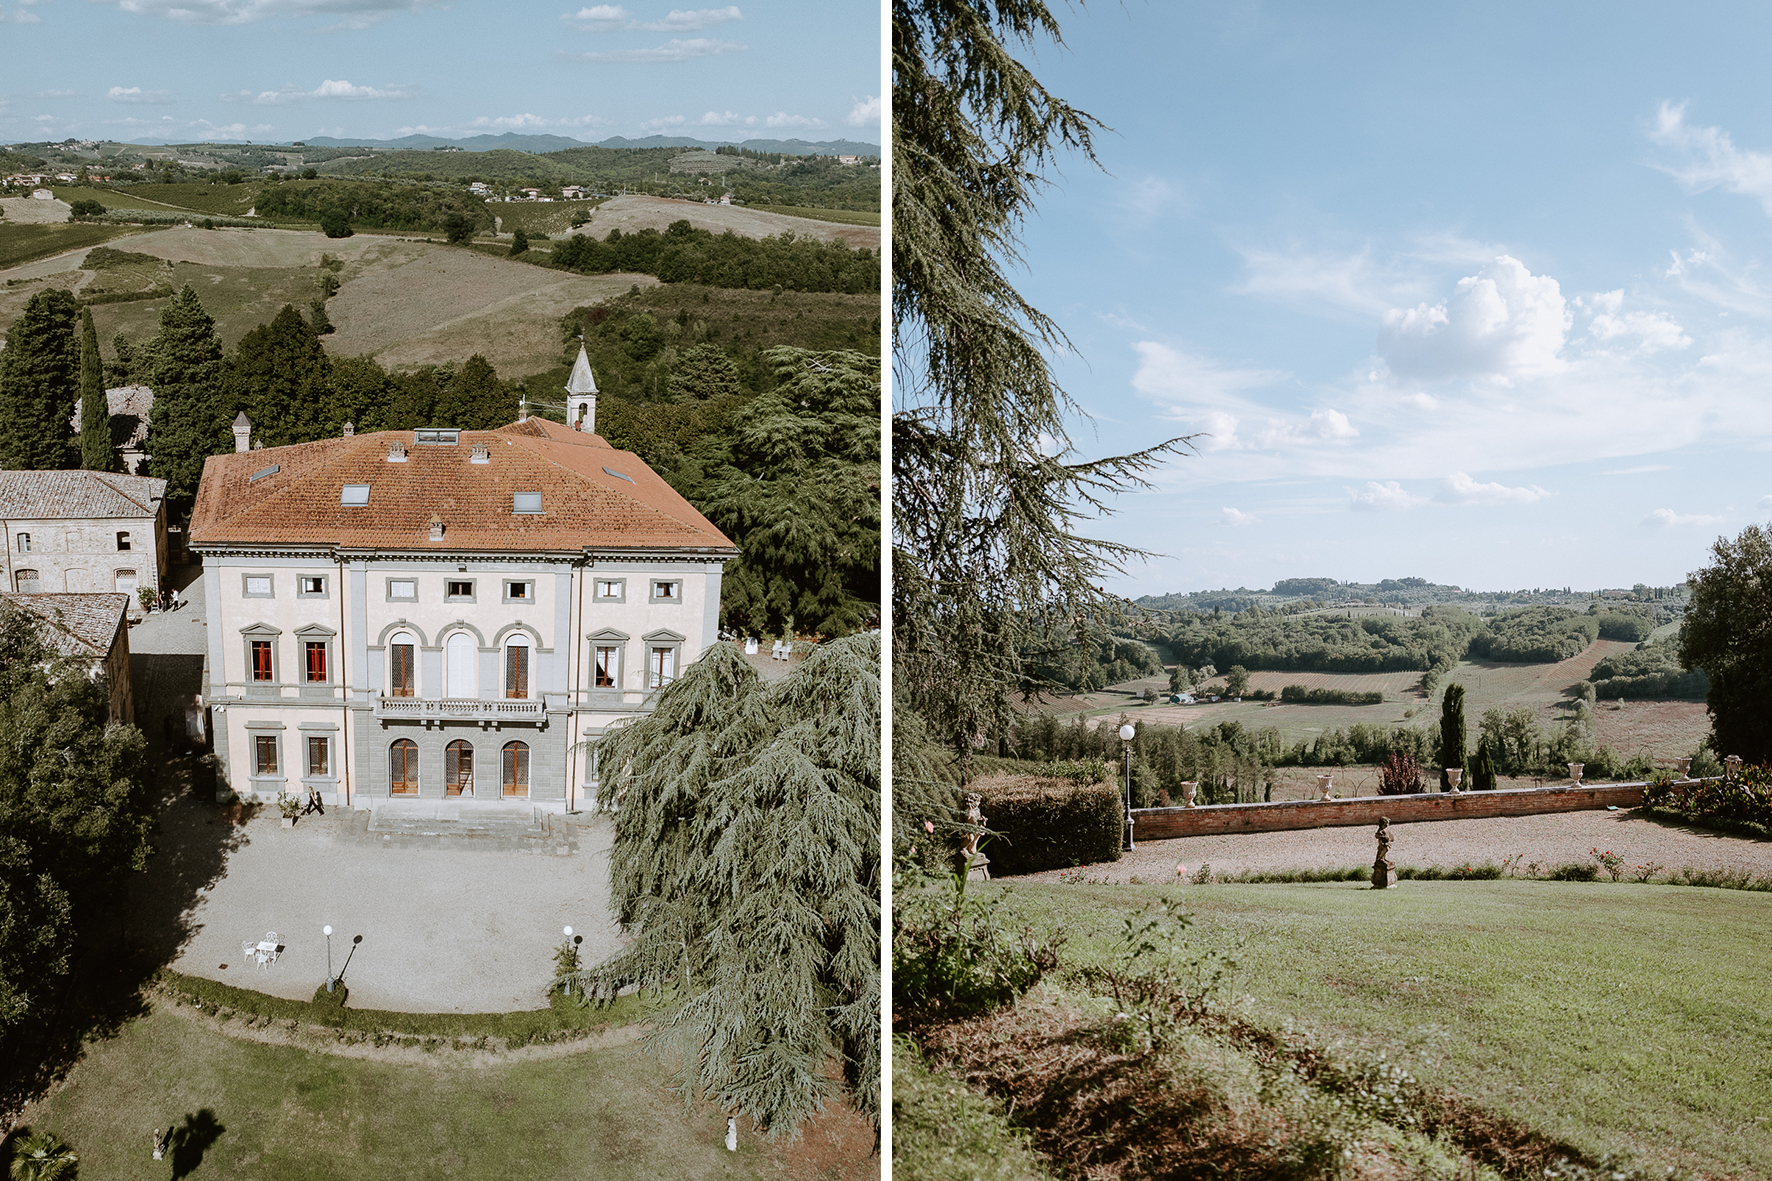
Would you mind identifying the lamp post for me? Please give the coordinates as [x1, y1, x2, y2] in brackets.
[323, 925, 334, 993]
[1119, 723, 1136, 851]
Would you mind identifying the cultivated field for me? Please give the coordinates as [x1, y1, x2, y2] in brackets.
[569, 194, 880, 251]
[0, 225, 657, 375]
[0, 195, 76, 225]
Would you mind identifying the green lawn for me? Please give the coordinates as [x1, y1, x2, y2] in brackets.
[989, 879, 1772, 1179]
[17, 1006, 773, 1180]
[0, 222, 157, 270]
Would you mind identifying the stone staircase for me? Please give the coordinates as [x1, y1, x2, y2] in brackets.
[329, 801, 588, 855]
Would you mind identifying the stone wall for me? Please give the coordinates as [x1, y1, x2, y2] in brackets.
[1132, 781, 1651, 840]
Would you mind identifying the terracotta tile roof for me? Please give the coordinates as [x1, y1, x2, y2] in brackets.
[0, 470, 166, 520]
[2, 592, 129, 658]
[69, 386, 154, 451]
[189, 419, 736, 554]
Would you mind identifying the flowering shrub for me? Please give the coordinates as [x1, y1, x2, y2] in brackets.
[1376, 751, 1425, 795]
[1642, 765, 1772, 834]
[1589, 847, 1625, 882]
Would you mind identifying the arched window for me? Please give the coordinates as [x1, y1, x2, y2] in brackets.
[114, 569, 137, 595]
[389, 739, 419, 795]
[14, 569, 39, 593]
[446, 631, 475, 699]
[446, 740, 474, 797]
[504, 636, 530, 699]
[501, 740, 529, 797]
[388, 631, 416, 697]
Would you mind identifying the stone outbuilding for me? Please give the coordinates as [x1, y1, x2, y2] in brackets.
[1, 591, 135, 723]
[0, 470, 169, 609]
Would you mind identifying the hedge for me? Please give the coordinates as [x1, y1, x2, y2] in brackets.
[1280, 685, 1384, 705]
[975, 774, 1123, 875]
[1641, 767, 1772, 838]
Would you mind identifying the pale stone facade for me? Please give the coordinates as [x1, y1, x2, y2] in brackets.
[0, 471, 169, 609]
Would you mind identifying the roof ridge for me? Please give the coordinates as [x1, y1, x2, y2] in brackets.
[91, 471, 154, 514]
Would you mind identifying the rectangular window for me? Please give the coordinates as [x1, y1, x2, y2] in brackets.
[304, 641, 328, 684]
[244, 575, 273, 597]
[649, 646, 675, 689]
[512, 491, 544, 514]
[389, 644, 415, 697]
[388, 579, 417, 601]
[505, 580, 531, 603]
[505, 645, 529, 699]
[16, 533, 29, 552]
[307, 736, 329, 777]
[298, 575, 326, 597]
[254, 735, 278, 775]
[251, 640, 274, 682]
[650, 580, 680, 603]
[116, 531, 131, 551]
[594, 645, 619, 689]
[593, 579, 624, 602]
[341, 484, 371, 507]
[446, 580, 474, 599]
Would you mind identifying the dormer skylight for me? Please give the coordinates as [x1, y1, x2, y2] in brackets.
[415, 428, 459, 445]
[249, 463, 280, 483]
[602, 466, 634, 483]
[512, 491, 544, 514]
[341, 484, 371, 507]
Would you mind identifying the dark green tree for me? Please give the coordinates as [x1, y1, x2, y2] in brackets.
[231, 305, 331, 448]
[0, 288, 79, 470]
[1470, 740, 1498, 791]
[307, 299, 334, 336]
[701, 348, 880, 638]
[105, 332, 138, 387]
[387, 368, 441, 428]
[443, 211, 475, 244]
[1681, 523, 1772, 764]
[76, 307, 112, 471]
[142, 286, 230, 509]
[670, 343, 742, 402]
[319, 208, 353, 238]
[893, 0, 1189, 824]
[569, 633, 880, 1139]
[325, 355, 394, 435]
[434, 354, 511, 430]
[509, 228, 529, 256]
[1438, 681, 1467, 791]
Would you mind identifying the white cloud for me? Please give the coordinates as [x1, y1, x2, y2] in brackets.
[1399, 392, 1438, 410]
[1602, 465, 1673, 476]
[36, 89, 78, 98]
[224, 79, 410, 104]
[1348, 481, 1424, 512]
[1122, 176, 1184, 220]
[1758, 494, 1772, 510]
[1220, 507, 1260, 527]
[698, 110, 756, 127]
[1438, 471, 1550, 505]
[563, 4, 741, 31]
[1649, 101, 1772, 217]
[108, 86, 174, 104]
[1378, 255, 1570, 383]
[573, 37, 745, 62]
[845, 95, 880, 128]
[764, 111, 823, 130]
[472, 113, 549, 130]
[1580, 289, 1691, 353]
[1642, 507, 1726, 528]
[0, 6, 44, 20]
[101, 0, 442, 25]
[640, 114, 686, 131]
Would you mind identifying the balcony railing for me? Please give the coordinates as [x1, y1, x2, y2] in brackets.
[373, 696, 546, 722]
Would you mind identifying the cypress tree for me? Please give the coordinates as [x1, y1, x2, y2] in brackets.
[0, 288, 80, 470]
[1471, 740, 1498, 791]
[78, 307, 112, 471]
[568, 633, 880, 1139]
[1438, 681, 1467, 791]
[143, 286, 230, 508]
[231, 304, 331, 448]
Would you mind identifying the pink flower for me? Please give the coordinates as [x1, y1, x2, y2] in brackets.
[924, 820, 935, 833]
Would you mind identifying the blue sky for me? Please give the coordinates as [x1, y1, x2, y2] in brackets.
[0, 0, 879, 145]
[998, 1, 1772, 596]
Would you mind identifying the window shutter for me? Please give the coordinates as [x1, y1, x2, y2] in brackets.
[506, 644, 528, 699]
[391, 644, 414, 696]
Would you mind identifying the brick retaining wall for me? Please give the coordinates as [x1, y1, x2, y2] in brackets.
[1131, 781, 1652, 841]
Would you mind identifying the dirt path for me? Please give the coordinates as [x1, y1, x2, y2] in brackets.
[571, 194, 879, 250]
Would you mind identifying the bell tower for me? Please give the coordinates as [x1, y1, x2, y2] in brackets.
[566, 344, 598, 433]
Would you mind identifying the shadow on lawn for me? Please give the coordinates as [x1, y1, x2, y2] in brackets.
[169, 1107, 227, 1180]
[0, 666, 251, 1125]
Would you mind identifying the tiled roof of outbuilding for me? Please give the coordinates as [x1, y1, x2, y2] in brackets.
[0, 470, 166, 520]
[1, 592, 129, 658]
[189, 417, 736, 553]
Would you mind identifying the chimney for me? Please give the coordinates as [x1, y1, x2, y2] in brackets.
[470, 443, 490, 464]
[428, 513, 445, 541]
[387, 439, 407, 462]
[343, 422, 354, 437]
[233, 412, 251, 454]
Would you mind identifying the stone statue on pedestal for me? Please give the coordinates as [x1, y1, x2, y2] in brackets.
[961, 792, 990, 881]
[1372, 816, 1397, 889]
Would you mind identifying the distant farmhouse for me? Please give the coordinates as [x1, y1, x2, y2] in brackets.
[0, 592, 135, 723]
[0, 470, 169, 609]
[189, 385, 737, 811]
[69, 384, 154, 475]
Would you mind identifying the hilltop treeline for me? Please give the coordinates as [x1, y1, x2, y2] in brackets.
[550, 220, 877, 294]
[1466, 605, 1652, 662]
[253, 179, 493, 233]
[1164, 605, 1485, 674]
[1585, 637, 1708, 700]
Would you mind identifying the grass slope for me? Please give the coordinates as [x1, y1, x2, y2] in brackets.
[13, 1006, 764, 1181]
[0, 222, 152, 271]
[991, 879, 1772, 1179]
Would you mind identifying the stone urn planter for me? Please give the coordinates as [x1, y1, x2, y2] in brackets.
[280, 817, 295, 829]
[1445, 768, 1463, 794]
[1316, 774, 1334, 801]
[1567, 762, 1584, 785]
[1675, 757, 1692, 780]
[1180, 780, 1198, 808]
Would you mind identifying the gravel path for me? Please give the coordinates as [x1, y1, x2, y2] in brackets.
[1011, 809, 1772, 883]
